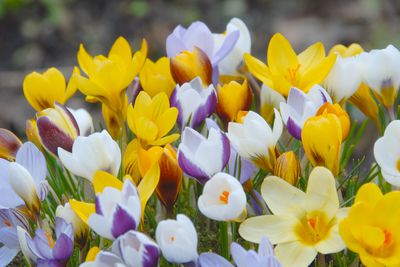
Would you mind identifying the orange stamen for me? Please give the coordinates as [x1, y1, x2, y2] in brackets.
[219, 191, 230, 204]
[288, 64, 301, 82]
[384, 229, 392, 246]
[44, 231, 55, 248]
[308, 218, 316, 229]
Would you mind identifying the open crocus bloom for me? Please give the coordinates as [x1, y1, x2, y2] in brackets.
[0, 142, 47, 215]
[177, 127, 230, 184]
[156, 214, 198, 265]
[374, 120, 400, 186]
[227, 110, 282, 171]
[279, 86, 331, 140]
[19, 217, 74, 266]
[339, 183, 400, 266]
[70, 173, 141, 240]
[198, 172, 247, 222]
[239, 167, 347, 267]
[213, 18, 251, 76]
[170, 77, 217, 129]
[58, 130, 121, 182]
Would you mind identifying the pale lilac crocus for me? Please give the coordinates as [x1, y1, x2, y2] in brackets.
[279, 85, 332, 140]
[0, 142, 48, 214]
[0, 209, 30, 266]
[166, 21, 239, 83]
[170, 77, 217, 130]
[177, 127, 230, 184]
[81, 230, 160, 267]
[19, 217, 74, 267]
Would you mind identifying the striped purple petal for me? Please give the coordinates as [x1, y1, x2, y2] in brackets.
[111, 205, 137, 238]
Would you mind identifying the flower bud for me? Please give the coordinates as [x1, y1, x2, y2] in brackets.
[25, 119, 42, 150]
[36, 103, 80, 156]
[56, 203, 89, 248]
[316, 102, 350, 140]
[140, 57, 176, 97]
[0, 128, 22, 160]
[273, 151, 301, 185]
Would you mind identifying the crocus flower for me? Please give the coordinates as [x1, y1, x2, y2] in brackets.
[273, 151, 301, 186]
[216, 79, 252, 122]
[374, 120, 400, 186]
[36, 102, 80, 156]
[68, 108, 94, 136]
[316, 102, 350, 140]
[23, 67, 77, 111]
[156, 214, 198, 265]
[0, 142, 47, 216]
[198, 172, 247, 221]
[170, 77, 217, 129]
[213, 18, 251, 76]
[302, 113, 342, 176]
[70, 172, 141, 240]
[0, 128, 22, 160]
[58, 130, 121, 182]
[339, 183, 400, 266]
[139, 57, 176, 97]
[244, 33, 337, 96]
[127, 91, 179, 147]
[227, 110, 282, 171]
[260, 84, 285, 124]
[239, 167, 347, 267]
[56, 203, 89, 248]
[357, 45, 400, 109]
[177, 127, 230, 184]
[279, 86, 331, 140]
[19, 217, 74, 266]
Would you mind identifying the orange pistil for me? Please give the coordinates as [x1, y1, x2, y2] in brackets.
[308, 218, 316, 229]
[287, 64, 301, 82]
[219, 191, 230, 204]
[384, 229, 392, 246]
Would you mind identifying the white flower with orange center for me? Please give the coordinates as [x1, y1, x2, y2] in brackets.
[239, 167, 347, 267]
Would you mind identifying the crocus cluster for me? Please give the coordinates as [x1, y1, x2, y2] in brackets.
[1, 17, 400, 267]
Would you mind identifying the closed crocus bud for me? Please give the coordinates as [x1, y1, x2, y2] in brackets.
[170, 47, 213, 86]
[156, 214, 198, 264]
[36, 103, 80, 156]
[140, 57, 176, 97]
[0, 128, 22, 160]
[68, 108, 94, 136]
[198, 172, 247, 221]
[302, 114, 342, 176]
[217, 79, 252, 122]
[156, 144, 182, 211]
[316, 102, 350, 140]
[56, 203, 89, 248]
[58, 130, 121, 182]
[170, 77, 217, 129]
[273, 151, 301, 185]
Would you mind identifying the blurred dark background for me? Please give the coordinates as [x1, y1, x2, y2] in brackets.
[0, 0, 400, 136]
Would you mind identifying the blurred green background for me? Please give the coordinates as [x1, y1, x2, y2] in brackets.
[0, 0, 399, 135]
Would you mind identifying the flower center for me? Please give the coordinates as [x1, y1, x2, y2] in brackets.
[45, 231, 55, 249]
[295, 211, 335, 245]
[287, 64, 301, 82]
[219, 191, 230, 204]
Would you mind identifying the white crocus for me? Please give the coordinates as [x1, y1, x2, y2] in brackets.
[323, 55, 362, 102]
[56, 203, 88, 247]
[156, 214, 198, 264]
[260, 84, 285, 124]
[227, 109, 283, 171]
[214, 18, 251, 76]
[374, 120, 400, 186]
[198, 172, 247, 221]
[58, 130, 121, 182]
[69, 108, 94, 136]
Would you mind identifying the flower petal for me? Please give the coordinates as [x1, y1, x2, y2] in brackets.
[274, 241, 317, 267]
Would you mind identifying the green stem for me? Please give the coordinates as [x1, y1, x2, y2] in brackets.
[219, 221, 229, 259]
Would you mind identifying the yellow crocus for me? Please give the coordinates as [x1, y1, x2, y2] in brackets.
[316, 102, 350, 140]
[23, 67, 78, 111]
[302, 113, 342, 176]
[244, 33, 336, 96]
[217, 79, 253, 122]
[329, 43, 363, 57]
[127, 91, 179, 147]
[74, 36, 147, 117]
[239, 167, 347, 267]
[273, 151, 301, 186]
[339, 183, 400, 267]
[140, 57, 176, 97]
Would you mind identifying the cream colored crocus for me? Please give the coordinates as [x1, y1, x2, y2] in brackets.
[198, 172, 247, 222]
[239, 167, 347, 267]
[227, 109, 282, 171]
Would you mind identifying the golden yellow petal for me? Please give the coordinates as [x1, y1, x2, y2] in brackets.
[69, 199, 95, 224]
[92, 170, 123, 194]
[267, 33, 298, 75]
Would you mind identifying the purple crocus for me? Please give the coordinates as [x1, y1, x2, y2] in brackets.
[20, 217, 74, 267]
[0, 209, 30, 266]
[166, 21, 239, 83]
[81, 231, 160, 267]
[279, 85, 332, 140]
[170, 77, 217, 130]
[177, 127, 230, 184]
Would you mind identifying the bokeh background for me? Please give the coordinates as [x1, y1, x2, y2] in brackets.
[0, 0, 399, 139]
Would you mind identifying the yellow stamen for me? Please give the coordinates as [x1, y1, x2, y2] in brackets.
[44, 231, 55, 248]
